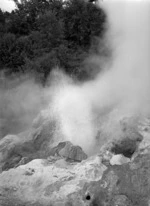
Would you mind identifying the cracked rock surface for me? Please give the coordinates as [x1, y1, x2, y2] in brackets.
[0, 116, 150, 205]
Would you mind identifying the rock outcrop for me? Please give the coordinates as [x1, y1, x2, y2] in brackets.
[49, 141, 88, 162]
[0, 116, 150, 205]
[84, 152, 150, 206]
[0, 131, 87, 172]
[0, 156, 106, 206]
[0, 119, 57, 172]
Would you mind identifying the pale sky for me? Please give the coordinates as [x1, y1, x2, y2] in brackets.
[0, 0, 16, 12]
[0, 0, 149, 12]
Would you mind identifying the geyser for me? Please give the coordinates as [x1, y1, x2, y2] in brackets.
[48, 0, 150, 155]
[1, 0, 150, 158]
[49, 0, 150, 155]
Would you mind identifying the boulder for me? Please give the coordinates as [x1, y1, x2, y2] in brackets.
[0, 120, 56, 172]
[110, 154, 130, 166]
[49, 141, 88, 162]
[109, 116, 143, 158]
[0, 125, 87, 172]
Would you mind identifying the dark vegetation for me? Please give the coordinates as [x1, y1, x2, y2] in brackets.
[0, 0, 106, 83]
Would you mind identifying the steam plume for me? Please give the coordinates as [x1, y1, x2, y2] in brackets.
[49, 0, 150, 154]
[1, 0, 150, 156]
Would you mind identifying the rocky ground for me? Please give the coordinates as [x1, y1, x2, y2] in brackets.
[0, 113, 150, 206]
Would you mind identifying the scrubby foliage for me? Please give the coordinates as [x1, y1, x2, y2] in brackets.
[0, 0, 106, 82]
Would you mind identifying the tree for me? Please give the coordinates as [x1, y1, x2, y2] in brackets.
[0, 0, 106, 81]
[63, 0, 105, 49]
[0, 9, 6, 37]
[34, 10, 64, 54]
[11, 0, 64, 34]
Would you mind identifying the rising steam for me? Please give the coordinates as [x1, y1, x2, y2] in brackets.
[49, 0, 150, 154]
[0, 0, 150, 155]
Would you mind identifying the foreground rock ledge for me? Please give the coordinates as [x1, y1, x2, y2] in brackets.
[0, 116, 150, 206]
[1, 147, 150, 206]
[84, 152, 150, 206]
[0, 155, 107, 206]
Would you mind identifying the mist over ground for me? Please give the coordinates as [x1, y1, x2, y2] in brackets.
[0, 0, 150, 156]
[0, 76, 44, 136]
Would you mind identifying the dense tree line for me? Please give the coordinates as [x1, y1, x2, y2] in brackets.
[0, 0, 106, 82]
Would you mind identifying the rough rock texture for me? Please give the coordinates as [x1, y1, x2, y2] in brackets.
[109, 154, 130, 166]
[0, 156, 106, 206]
[0, 131, 87, 172]
[99, 116, 144, 159]
[2, 140, 150, 206]
[84, 152, 150, 206]
[0, 120, 58, 172]
[0, 116, 150, 205]
[49, 141, 88, 162]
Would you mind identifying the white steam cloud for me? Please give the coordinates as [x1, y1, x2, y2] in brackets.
[1, 0, 150, 156]
[49, 0, 150, 154]
[0, 75, 52, 137]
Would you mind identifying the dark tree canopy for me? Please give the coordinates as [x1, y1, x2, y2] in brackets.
[0, 0, 106, 82]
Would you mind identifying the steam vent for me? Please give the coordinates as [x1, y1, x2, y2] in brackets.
[1, 112, 150, 206]
[1, 0, 150, 206]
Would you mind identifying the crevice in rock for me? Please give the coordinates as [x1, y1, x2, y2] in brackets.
[111, 138, 138, 158]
